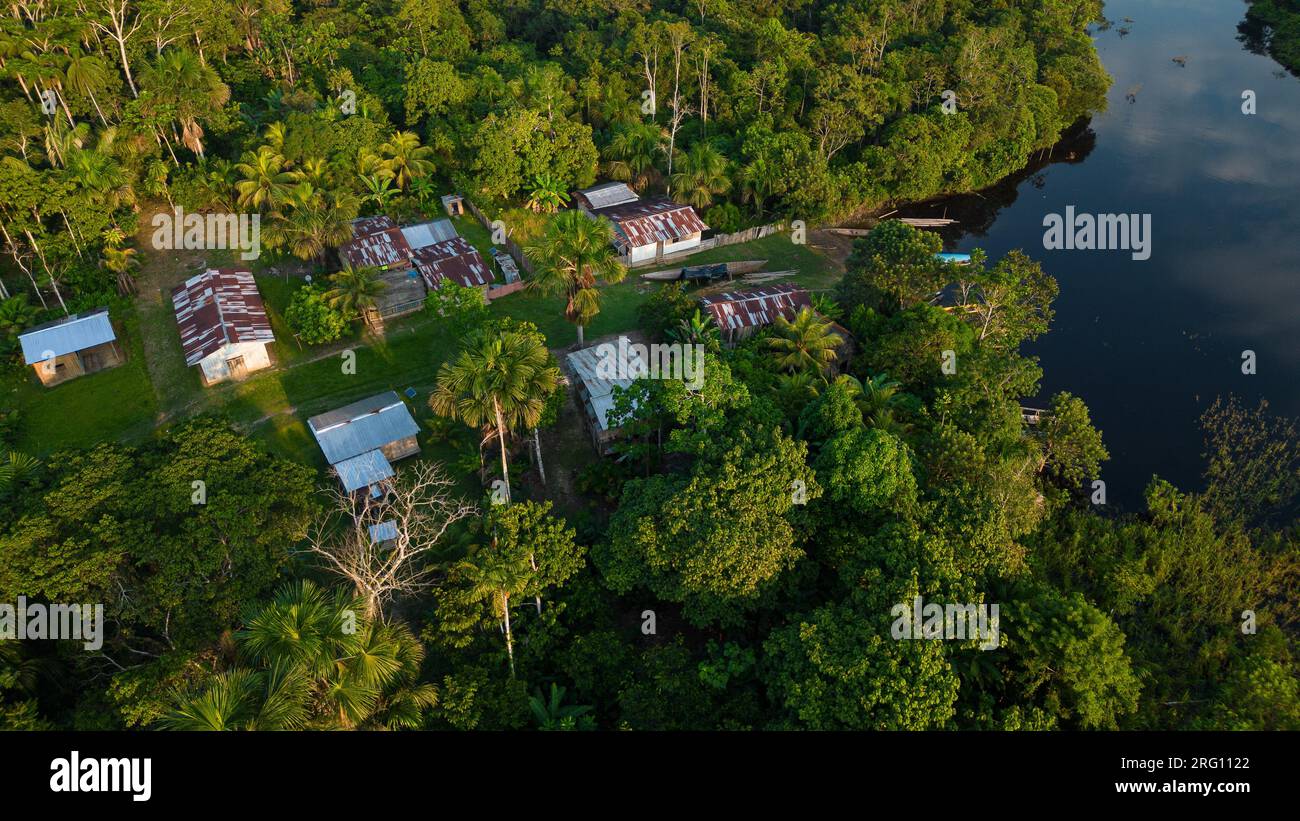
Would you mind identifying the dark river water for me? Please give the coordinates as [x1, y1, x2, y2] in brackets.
[919, 0, 1299, 509]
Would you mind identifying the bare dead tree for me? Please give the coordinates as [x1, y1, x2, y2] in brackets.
[306, 461, 477, 621]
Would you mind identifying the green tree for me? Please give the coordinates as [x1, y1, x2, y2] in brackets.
[429, 328, 560, 502]
[526, 210, 626, 346]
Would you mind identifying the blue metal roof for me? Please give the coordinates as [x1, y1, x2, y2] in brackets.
[19, 309, 116, 365]
[307, 391, 420, 465]
[333, 449, 394, 493]
[368, 520, 399, 544]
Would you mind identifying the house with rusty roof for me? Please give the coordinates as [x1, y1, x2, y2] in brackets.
[698, 283, 814, 344]
[340, 216, 494, 322]
[307, 391, 421, 495]
[172, 268, 275, 385]
[18, 308, 124, 387]
[574, 182, 708, 264]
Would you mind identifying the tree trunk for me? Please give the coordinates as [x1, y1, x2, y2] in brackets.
[532, 427, 546, 485]
[493, 398, 511, 504]
[576, 323, 585, 347]
[502, 592, 515, 677]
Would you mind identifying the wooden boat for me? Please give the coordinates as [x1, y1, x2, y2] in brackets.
[640, 259, 767, 282]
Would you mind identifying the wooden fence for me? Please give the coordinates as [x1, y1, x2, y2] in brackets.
[463, 198, 535, 277]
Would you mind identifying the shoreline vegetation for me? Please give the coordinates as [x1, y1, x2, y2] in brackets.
[2, 2, 1299, 736]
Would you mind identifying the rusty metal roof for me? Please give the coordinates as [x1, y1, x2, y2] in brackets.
[340, 225, 413, 270]
[698, 283, 812, 332]
[592, 198, 708, 251]
[351, 215, 398, 236]
[171, 269, 274, 366]
[414, 237, 492, 288]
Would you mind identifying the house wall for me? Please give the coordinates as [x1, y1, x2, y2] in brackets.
[663, 233, 702, 256]
[627, 243, 658, 264]
[31, 341, 124, 387]
[198, 341, 272, 385]
[32, 352, 84, 386]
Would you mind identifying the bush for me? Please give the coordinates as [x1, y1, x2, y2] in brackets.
[424, 281, 489, 341]
[636, 282, 696, 341]
[284, 285, 348, 345]
[703, 202, 743, 234]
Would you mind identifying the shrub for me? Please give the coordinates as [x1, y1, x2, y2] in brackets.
[284, 284, 348, 345]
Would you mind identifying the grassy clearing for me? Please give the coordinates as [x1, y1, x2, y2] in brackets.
[7, 308, 159, 455]
[6, 229, 845, 473]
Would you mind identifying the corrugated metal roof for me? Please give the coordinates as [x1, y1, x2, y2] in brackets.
[307, 391, 420, 465]
[19, 308, 116, 364]
[698, 283, 812, 332]
[593, 198, 708, 252]
[414, 237, 492, 289]
[575, 182, 639, 210]
[368, 520, 399, 543]
[334, 449, 394, 493]
[401, 219, 458, 250]
[340, 226, 414, 270]
[565, 341, 646, 433]
[171, 269, 274, 366]
[351, 215, 398, 236]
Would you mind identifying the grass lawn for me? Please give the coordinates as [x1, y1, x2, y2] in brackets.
[7, 307, 159, 455]
[683, 231, 842, 290]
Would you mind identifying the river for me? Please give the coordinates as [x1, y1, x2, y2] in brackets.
[916, 0, 1300, 509]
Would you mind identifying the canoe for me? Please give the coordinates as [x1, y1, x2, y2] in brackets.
[639, 259, 768, 281]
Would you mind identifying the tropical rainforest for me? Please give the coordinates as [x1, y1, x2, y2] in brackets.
[1, 0, 1298, 732]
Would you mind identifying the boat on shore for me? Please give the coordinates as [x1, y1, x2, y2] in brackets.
[639, 259, 767, 282]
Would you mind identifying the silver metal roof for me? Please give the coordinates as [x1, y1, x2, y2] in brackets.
[576, 182, 639, 210]
[401, 219, 458, 250]
[565, 340, 646, 433]
[368, 520, 399, 543]
[334, 449, 394, 493]
[307, 391, 420, 465]
[19, 309, 116, 364]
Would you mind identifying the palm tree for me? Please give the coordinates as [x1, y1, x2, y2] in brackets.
[0, 296, 38, 338]
[63, 52, 112, 126]
[0, 452, 40, 494]
[409, 176, 437, 210]
[671, 142, 730, 209]
[359, 173, 397, 212]
[666, 308, 721, 353]
[100, 246, 139, 295]
[604, 121, 666, 190]
[379, 131, 435, 191]
[525, 210, 626, 346]
[740, 157, 779, 218]
[266, 183, 358, 266]
[767, 307, 842, 375]
[429, 329, 560, 503]
[140, 48, 230, 158]
[839, 373, 912, 436]
[323, 265, 387, 323]
[460, 548, 533, 677]
[526, 174, 570, 213]
[529, 683, 595, 730]
[234, 145, 293, 210]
